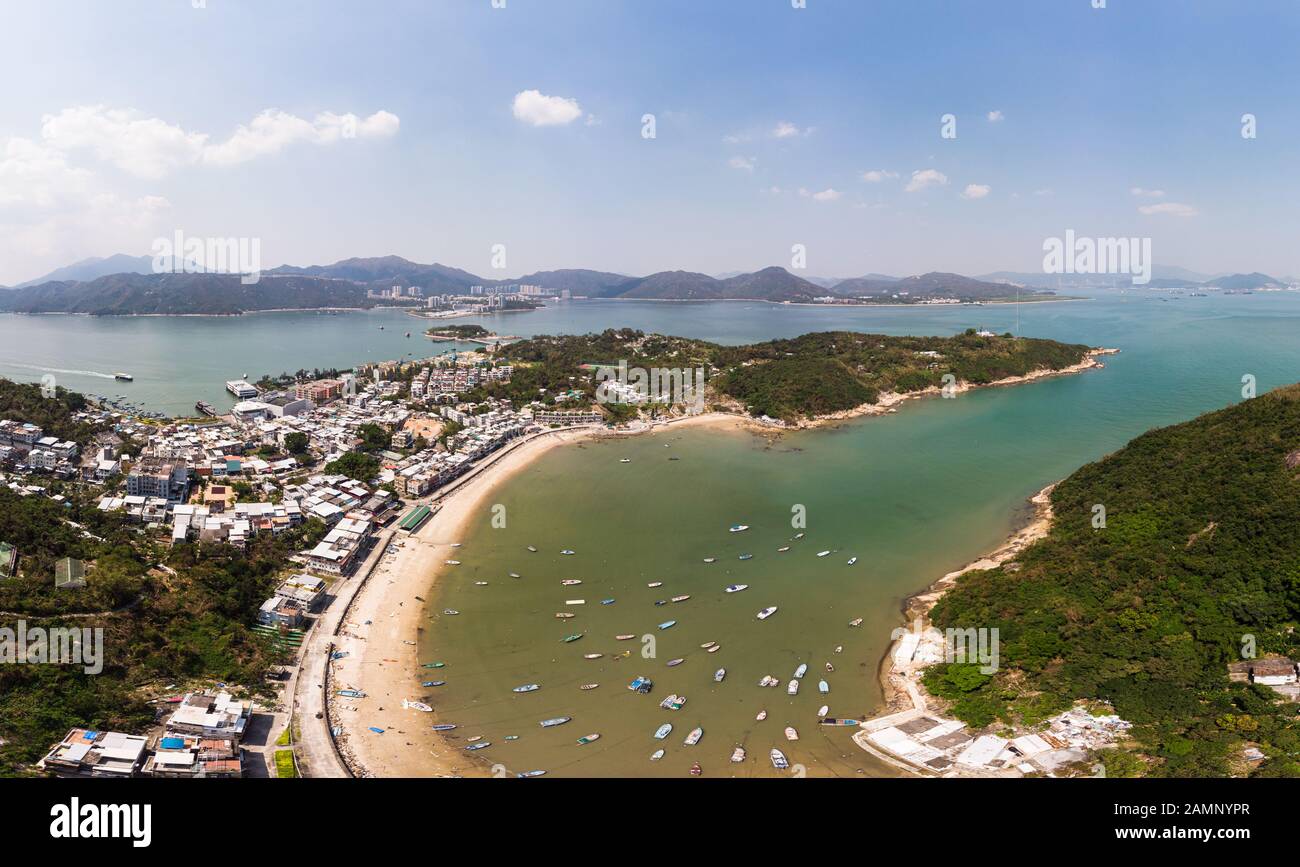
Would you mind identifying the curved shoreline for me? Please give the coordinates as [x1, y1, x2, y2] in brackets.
[328, 353, 1113, 778]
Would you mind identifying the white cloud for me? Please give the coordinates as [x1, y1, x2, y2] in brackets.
[772, 121, 812, 139]
[1033, 188, 1053, 197]
[1130, 186, 1166, 198]
[511, 90, 583, 127]
[904, 168, 948, 192]
[0, 137, 92, 208]
[961, 183, 991, 200]
[987, 110, 1004, 123]
[40, 105, 400, 177]
[1139, 202, 1199, 217]
[729, 155, 757, 172]
[861, 169, 899, 183]
[809, 188, 843, 202]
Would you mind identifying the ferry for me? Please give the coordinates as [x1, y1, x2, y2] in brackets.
[658, 620, 676, 630]
[683, 727, 704, 746]
[731, 747, 746, 763]
[629, 676, 653, 693]
[725, 584, 748, 593]
[113, 372, 134, 381]
[654, 723, 673, 740]
[818, 680, 830, 694]
[784, 726, 799, 741]
[770, 749, 789, 770]
[793, 663, 808, 679]
[757, 606, 778, 620]
[576, 733, 601, 745]
[513, 684, 540, 693]
[714, 668, 726, 682]
[650, 749, 665, 761]
[729, 524, 749, 533]
[787, 679, 800, 695]
[539, 717, 571, 728]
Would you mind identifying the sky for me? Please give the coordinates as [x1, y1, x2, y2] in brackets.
[2, 0, 1299, 285]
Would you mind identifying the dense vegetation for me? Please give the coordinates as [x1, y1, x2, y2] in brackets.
[495, 329, 1092, 422]
[928, 384, 1300, 777]
[0, 378, 101, 443]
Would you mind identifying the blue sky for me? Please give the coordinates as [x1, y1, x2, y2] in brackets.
[2, 0, 1299, 284]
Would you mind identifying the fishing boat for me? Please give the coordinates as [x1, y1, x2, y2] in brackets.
[580, 683, 599, 690]
[601, 598, 615, 605]
[787, 680, 800, 695]
[757, 606, 777, 620]
[714, 668, 726, 682]
[561, 633, 584, 643]
[703, 557, 716, 563]
[368, 727, 385, 734]
[443, 609, 459, 616]
[560, 549, 576, 556]
[465, 742, 490, 751]
[671, 595, 690, 603]
[561, 579, 582, 586]
[647, 581, 663, 588]
[785, 726, 799, 741]
[816, 550, 831, 558]
[770, 749, 789, 769]
[729, 524, 750, 533]
[818, 680, 829, 694]
[666, 658, 685, 667]
[650, 749, 665, 761]
[539, 717, 571, 728]
[421, 681, 446, 687]
[793, 663, 808, 679]
[817, 704, 829, 717]
[513, 684, 540, 693]
[683, 727, 704, 746]
[756, 710, 768, 721]
[555, 612, 575, 619]
[422, 662, 446, 669]
[658, 620, 676, 630]
[576, 733, 601, 745]
[527, 546, 538, 552]
[777, 546, 790, 552]
[731, 747, 746, 763]
[660, 694, 686, 710]
[518, 770, 546, 778]
[616, 633, 636, 641]
[848, 618, 863, 627]
[403, 700, 433, 712]
[431, 724, 457, 731]
[847, 556, 858, 565]
[583, 653, 603, 660]
[654, 723, 673, 739]
[738, 553, 753, 561]
[725, 584, 748, 593]
[629, 675, 653, 693]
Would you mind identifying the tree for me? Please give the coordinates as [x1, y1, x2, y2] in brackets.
[324, 452, 380, 482]
[284, 432, 309, 455]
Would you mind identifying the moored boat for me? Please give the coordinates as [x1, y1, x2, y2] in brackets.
[616, 633, 636, 641]
[650, 749, 665, 761]
[666, 658, 685, 667]
[629, 675, 653, 693]
[518, 770, 546, 778]
[784, 726, 799, 741]
[725, 584, 748, 593]
[560, 549, 576, 555]
[703, 557, 716, 563]
[555, 612, 575, 619]
[714, 668, 726, 682]
[431, 724, 457, 731]
[660, 694, 687, 710]
[647, 581, 663, 588]
[700, 641, 716, 649]
[654, 723, 672, 740]
[848, 617, 863, 627]
[561, 633, 584, 643]
[539, 717, 571, 728]
[580, 683, 599, 690]
[816, 550, 831, 557]
[443, 609, 459, 615]
[817, 704, 829, 717]
[820, 718, 862, 726]
[561, 579, 582, 585]
[777, 546, 790, 552]
[818, 680, 829, 694]
[729, 524, 749, 533]
[787, 679, 799, 695]
[683, 726, 704, 746]
[670, 594, 690, 603]
[770, 749, 789, 769]
[576, 733, 601, 745]
[731, 746, 746, 763]
[513, 684, 540, 693]
[658, 620, 676, 630]
[757, 606, 777, 620]
[756, 709, 767, 721]
[793, 663, 808, 679]
[466, 742, 490, 751]
[583, 653, 603, 660]
[847, 556, 857, 565]
[738, 553, 753, 561]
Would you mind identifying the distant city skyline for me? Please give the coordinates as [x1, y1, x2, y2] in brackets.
[3, 0, 1299, 285]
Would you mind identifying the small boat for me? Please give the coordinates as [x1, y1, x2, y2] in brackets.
[403, 700, 432, 712]
[431, 724, 457, 732]
[793, 533, 805, 540]
[368, 727, 385, 734]
[658, 620, 676, 630]
[666, 658, 685, 667]
[725, 584, 748, 593]
[619, 458, 631, 463]
[785, 726, 799, 741]
[684, 727, 704, 746]
[513, 684, 540, 693]
[113, 372, 134, 382]
[444, 559, 461, 565]
[467, 736, 483, 743]
[848, 618, 863, 627]
[509, 572, 521, 578]
[576, 733, 601, 745]
[506, 736, 520, 742]
[777, 546, 790, 552]
[654, 723, 673, 740]
[560, 549, 576, 556]
[758, 675, 779, 687]
[338, 689, 366, 698]
[540, 717, 571, 728]
[422, 662, 446, 669]
[561, 633, 584, 643]
[756, 710, 767, 721]
[555, 612, 575, 619]
[601, 598, 615, 605]
[660, 694, 686, 710]
[443, 609, 459, 616]
[818, 680, 829, 694]
[847, 557, 858, 565]
[474, 581, 488, 586]
[834, 645, 843, 654]
[449, 543, 461, 548]
[654, 600, 668, 607]
[703, 557, 716, 563]
[647, 581, 663, 588]
[566, 599, 585, 606]
[787, 680, 799, 695]
[818, 704, 829, 717]
[518, 770, 546, 778]
[820, 718, 863, 727]
[616, 634, 636, 641]
[583, 653, 603, 660]
[561, 579, 582, 586]
[707, 645, 721, 653]
[671, 595, 690, 603]
[465, 742, 491, 751]
[580, 683, 599, 690]
[757, 607, 777, 620]
[629, 676, 653, 693]
[816, 550, 831, 558]
[421, 681, 446, 687]
[825, 662, 834, 672]
[794, 664, 808, 679]
[770, 749, 789, 769]
[700, 641, 716, 649]
[714, 668, 726, 682]
[527, 546, 538, 552]
[738, 553, 753, 561]
[690, 762, 702, 776]
[731, 746, 746, 763]
[729, 524, 749, 533]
